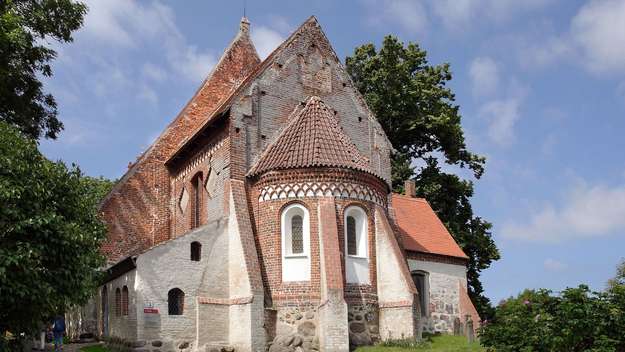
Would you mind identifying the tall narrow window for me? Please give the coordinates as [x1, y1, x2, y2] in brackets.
[344, 206, 367, 258]
[168, 288, 185, 315]
[121, 286, 129, 316]
[346, 216, 357, 255]
[281, 203, 310, 281]
[190, 241, 202, 261]
[190, 173, 202, 229]
[115, 288, 121, 317]
[412, 271, 429, 317]
[344, 206, 369, 284]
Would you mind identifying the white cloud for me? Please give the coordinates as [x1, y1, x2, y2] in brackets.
[544, 258, 568, 272]
[76, 0, 215, 83]
[386, 0, 429, 33]
[571, 0, 625, 74]
[469, 56, 500, 97]
[502, 180, 625, 242]
[430, 0, 554, 30]
[251, 26, 284, 60]
[480, 98, 522, 146]
[617, 81, 625, 102]
[364, 0, 429, 34]
[142, 63, 167, 82]
[518, 0, 625, 75]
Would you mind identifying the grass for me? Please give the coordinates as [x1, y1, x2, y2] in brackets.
[355, 335, 484, 352]
[80, 345, 108, 352]
[77, 335, 482, 352]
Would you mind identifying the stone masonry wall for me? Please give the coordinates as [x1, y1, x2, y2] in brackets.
[407, 254, 468, 334]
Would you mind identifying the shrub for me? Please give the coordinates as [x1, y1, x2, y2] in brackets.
[479, 285, 625, 351]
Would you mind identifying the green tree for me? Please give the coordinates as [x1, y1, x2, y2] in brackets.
[480, 285, 625, 351]
[0, 0, 87, 140]
[608, 258, 625, 292]
[0, 121, 108, 350]
[346, 36, 499, 318]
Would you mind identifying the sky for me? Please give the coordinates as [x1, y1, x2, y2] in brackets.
[39, 0, 625, 303]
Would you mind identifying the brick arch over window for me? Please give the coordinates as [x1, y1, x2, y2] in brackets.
[190, 172, 203, 229]
[280, 202, 310, 282]
[115, 288, 121, 317]
[121, 286, 129, 316]
[168, 288, 185, 315]
[190, 241, 202, 261]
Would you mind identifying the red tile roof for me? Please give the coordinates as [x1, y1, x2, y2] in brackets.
[391, 194, 468, 259]
[248, 96, 374, 177]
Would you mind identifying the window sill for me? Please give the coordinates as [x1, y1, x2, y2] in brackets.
[347, 254, 368, 259]
[284, 254, 309, 259]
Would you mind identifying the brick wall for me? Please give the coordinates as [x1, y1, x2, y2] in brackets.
[99, 26, 259, 263]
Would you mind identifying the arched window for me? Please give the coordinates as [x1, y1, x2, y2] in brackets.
[168, 288, 185, 315]
[190, 173, 203, 229]
[411, 271, 429, 317]
[281, 203, 310, 281]
[115, 288, 121, 317]
[190, 241, 202, 261]
[121, 286, 129, 316]
[344, 206, 367, 258]
[344, 206, 369, 284]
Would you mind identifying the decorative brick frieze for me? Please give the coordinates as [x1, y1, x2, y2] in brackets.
[405, 251, 468, 266]
[258, 180, 385, 205]
[172, 137, 226, 182]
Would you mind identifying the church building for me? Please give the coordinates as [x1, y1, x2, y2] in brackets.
[90, 16, 479, 352]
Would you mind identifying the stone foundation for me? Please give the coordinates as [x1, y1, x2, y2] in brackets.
[347, 304, 379, 348]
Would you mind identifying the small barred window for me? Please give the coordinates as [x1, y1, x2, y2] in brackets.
[291, 215, 303, 254]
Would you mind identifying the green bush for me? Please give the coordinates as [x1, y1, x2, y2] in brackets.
[479, 285, 625, 351]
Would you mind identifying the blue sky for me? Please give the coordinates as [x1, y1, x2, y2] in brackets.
[40, 0, 625, 303]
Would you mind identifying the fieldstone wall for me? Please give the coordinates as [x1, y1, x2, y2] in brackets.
[347, 304, 379, 347]
[407, 257, 467, 334]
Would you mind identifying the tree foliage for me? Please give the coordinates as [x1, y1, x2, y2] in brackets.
[0, 121, 109, 348]
[346, 35, 499, 317]
[480, 284, 625, 351]
[0, 0, 87, 140]
[608, 258, 625, 292]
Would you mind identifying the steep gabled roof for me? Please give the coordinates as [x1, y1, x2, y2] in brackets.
[168, 15, 393, 172]
[101, 18, 260, 207]
[248, 96, 372, 177]
[392, 194, 468, 259]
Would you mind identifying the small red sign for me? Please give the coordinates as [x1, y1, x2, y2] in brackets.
[144, 308, 159, 314]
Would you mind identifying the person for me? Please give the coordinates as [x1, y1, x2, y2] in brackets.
[51, 315, 65, 352]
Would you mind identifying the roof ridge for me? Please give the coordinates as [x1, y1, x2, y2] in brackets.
[101, 19, 260, 207]
[392, 193, 428, 203]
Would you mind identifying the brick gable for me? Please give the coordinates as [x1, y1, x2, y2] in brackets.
[100, 20, 260, 263]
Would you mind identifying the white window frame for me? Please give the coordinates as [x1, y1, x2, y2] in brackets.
[281, 203, 311, 282]
[344, 206, 368, 259]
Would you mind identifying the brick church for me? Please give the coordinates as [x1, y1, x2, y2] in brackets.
[87, 16, 479, 352]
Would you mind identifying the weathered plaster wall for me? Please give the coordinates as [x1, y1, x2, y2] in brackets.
[407, 258, 467, 334]
[134, 220, 230, 350]
[374, 207, 419, 341]
[100, 270, 138, 341]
